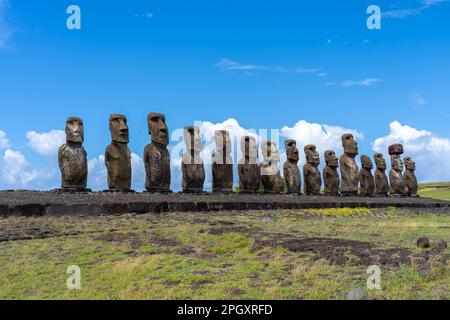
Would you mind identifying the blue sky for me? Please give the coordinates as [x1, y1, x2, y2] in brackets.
[0, 0, 450, 190]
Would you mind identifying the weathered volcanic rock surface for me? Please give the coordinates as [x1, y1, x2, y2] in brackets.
[0, 190, 449, 217]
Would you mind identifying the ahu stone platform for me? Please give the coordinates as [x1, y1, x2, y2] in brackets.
[0, 190, 449, 217]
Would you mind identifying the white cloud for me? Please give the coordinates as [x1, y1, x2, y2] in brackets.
[372, 121, 450, 182]
[341, 78, 383, 87]
[216, 58, 266, 72]
[410, 94, 427, 105]
[296, 68, 321, 74]
[383, 0, 448, 19]
[26, 130, 65, 156]
[0, 129, 10, 149]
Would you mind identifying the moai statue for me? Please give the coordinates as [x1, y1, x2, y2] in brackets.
[389, 144, 405, 197]
[323, 150, 339, 196]
[182, 126, 205, 193]
[259, 140, 281, 193]
[374, 153, 389, 197]
[144, 113, 171, 193]
[212, 130, 233, 193]
[303, 144, 321, 195]
[283, 140, 301, 194]
[238, 136, 260, 194]
[58, 117, 89, 192]
[359, 155, 375, 197]
[105, 114, 132, 192]
[340, 134, 359, 196]
[403, 157, 419, 197]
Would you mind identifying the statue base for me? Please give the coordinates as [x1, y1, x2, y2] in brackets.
[182, 188, 205, 194]
[53, 187, 92, 193]
[373, 193, 390, 198]
[341, 191, 358, 197]
[145, 189, 173, 194]
[102, 188, 135, 193]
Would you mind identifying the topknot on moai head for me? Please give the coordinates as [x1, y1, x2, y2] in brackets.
[285, 140, 299, 162]
[109, 114, 129, 143]
[184, 126, 201, 152]
[374, 153, 387, 170]
[262, 140, 280, 162]
[361, 155, 373, 170]
[304, 144, 320, 165]
[65, 117, 84, 144]
[241, 135, 258, 160]
[324, 150, 338, 168]
[404, 156, 416, 171]
[342, 133, 359, 157]
[147, 113, 168, 146]
[388, 144, 404, 156]
[214, 130, 231, 154]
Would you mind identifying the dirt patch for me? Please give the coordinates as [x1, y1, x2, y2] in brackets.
[93, 231, 180, 249]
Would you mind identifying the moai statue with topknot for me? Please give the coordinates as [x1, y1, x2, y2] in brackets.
[403, 157, 419, 197]
[260, 141, 281, 193]
[182, 126, 205, 193]
[105, 114, 132, 192]
[58, 117, 89, 192]
[144, 113, 171, 193]
[238, 136, 260, 194]
[374, 153, 389, 196]
[389, 144, 405, 197]
[283, 140, 301, 194]
[323, 150, 340, 195]
[212, 130, 233, 193]
[359, 155, 375, 196]
[340, 134, 359, 196]
[303, 144, 321, 195]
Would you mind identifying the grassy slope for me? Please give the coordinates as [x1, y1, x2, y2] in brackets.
[0, 208, 449, 300]
[419, 182, 450, 201]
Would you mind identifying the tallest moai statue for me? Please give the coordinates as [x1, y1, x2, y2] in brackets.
[144, 113, 171, 193]
[339, 134, 359, 196]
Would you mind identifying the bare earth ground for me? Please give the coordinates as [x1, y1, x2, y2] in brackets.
[0, 207, 449, 300]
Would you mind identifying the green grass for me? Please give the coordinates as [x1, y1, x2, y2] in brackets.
[0, 208, 449, 300]
[419, 182, 450, 201]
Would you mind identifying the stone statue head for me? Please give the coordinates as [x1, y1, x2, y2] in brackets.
[404, 157, 416, 171]
[361, 155, 373, 170]
[214, 130, 231, 155]
[285, 140, 299, 162]
[304, 144, 320, 165]
[262, 140, 280, 163]
[184, 126, 201, 152]
[109, 114, 129, 143]
[324, 150, 338, 168]
[148, 113, 168, 146]
[241, 136, 258, 162]
[65, 117, 84, 144]
[374, 153, 386, 170]
[342, 134, 358, 157]
[391, 155, 404, 171]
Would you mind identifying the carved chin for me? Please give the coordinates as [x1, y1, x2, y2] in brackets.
[68, 136, 83, 144]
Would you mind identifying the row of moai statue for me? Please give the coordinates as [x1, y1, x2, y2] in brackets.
[58, 115, 418, 197]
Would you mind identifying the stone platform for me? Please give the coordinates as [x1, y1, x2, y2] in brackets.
[0, 190, 449, 217]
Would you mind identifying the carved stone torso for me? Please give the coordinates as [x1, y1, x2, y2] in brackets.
[144, 143, 171, 192]
[403, 170, 418, 197]
[212, 152, 233, 192]
[323, 166, 339, 195]
[238, 159, 260, 194]
[259, 161, 281, 193]
[105, 142, 131, 191]
[58, 143, 87, 188]
[374, 169, 389, 195]
[303, 163, 321, 195]
[340, 155, 359, 195]
[389, 169, 404, 195]
[359, 168, 375, 196]
[283, 161, 301, 194]
[182, 153, 205, 193]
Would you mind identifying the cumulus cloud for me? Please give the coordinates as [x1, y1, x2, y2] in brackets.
[0, 129, 10, 149]
[26, 130, 65, 156]
[372, 121, 450, 182]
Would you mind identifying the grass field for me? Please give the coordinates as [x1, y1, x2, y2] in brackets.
[1, 206, 449, 300]
[419, 182, 450, 201]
